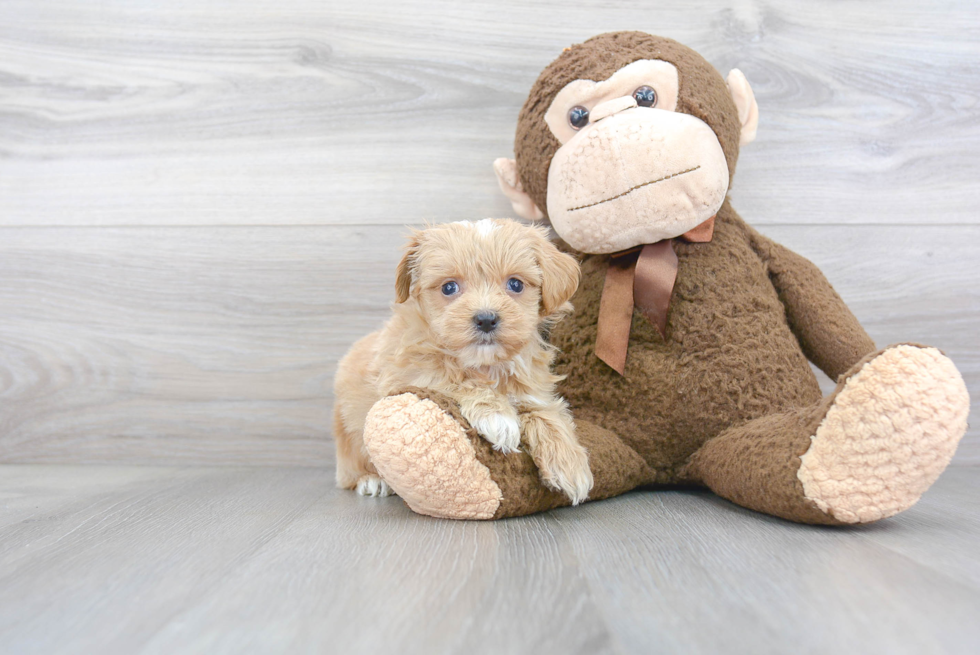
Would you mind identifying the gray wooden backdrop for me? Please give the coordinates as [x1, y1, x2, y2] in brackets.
[1, 0, 977, 467]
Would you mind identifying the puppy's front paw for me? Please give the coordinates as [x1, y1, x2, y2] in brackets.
[469, 412, 522, 454]
[356, 474, 395, 498]
[536, 441, 594, 506]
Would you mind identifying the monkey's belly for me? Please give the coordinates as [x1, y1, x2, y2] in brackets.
[552, 253, 822, 473]
[555, 318, 821, 472]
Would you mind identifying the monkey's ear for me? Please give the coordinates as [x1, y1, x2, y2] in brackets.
[726, 69, 759, 146]
[394, 235, 420, 303]
[493, 158, 546, 222]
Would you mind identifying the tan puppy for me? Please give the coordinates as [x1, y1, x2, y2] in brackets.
[333, 219, 594, 504]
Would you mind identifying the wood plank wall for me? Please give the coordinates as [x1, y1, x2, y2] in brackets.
[1, 1, 977, 466]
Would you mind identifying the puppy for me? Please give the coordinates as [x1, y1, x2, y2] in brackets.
[333, 218, 594, 505]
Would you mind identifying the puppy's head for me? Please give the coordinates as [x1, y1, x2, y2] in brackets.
[395, 219, 580, 367]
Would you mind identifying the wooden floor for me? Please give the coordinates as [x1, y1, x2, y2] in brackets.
[1, 464, 978, 654]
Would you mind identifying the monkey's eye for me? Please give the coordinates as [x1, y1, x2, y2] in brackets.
[568, 105, 589, 130]
[441, 281, 459, 296]
[506, 278, 524, 293]
[632, 85, 657, 108]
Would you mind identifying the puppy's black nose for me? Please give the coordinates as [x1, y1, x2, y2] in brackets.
[474, 311, 499, 333]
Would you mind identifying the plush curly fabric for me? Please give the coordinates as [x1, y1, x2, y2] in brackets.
[370, 388, 657, 519]
[798, 345, 969, 523]
[358, 32, 970, 524]
[515, 32, 742, 218]
[364, 344, 968, 523]
[550, 200, 875, 473]
[364, 392, 502, 519]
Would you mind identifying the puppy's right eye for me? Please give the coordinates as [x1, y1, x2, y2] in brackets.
[441, 281, 459, 296]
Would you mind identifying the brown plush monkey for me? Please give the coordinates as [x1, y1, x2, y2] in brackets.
[359, 32, 969, 524]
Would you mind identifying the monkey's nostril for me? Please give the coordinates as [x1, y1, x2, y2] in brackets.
[474, 311, 499, 333]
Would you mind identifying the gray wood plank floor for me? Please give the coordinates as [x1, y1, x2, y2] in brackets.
[0, 464, 977, 654]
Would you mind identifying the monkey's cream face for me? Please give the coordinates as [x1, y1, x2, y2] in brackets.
[543, 60, 729, 254]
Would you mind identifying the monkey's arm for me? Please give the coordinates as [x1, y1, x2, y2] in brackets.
[746, 226, 876, 380]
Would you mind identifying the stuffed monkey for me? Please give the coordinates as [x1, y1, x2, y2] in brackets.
[359, 32, 969, 524]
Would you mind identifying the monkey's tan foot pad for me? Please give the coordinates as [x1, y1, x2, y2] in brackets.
[363, 393, 503, 520]
[798, 345, 969, 524]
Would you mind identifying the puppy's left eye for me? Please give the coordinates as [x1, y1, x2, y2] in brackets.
[506, 278, 524, 293]
[441, 281, 459, 296]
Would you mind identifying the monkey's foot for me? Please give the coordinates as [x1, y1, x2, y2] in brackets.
[363, 393, 504, 519]
[798, 345, 970, 523]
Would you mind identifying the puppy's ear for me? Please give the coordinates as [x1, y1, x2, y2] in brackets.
[532, 230, 581, 315]
[395, 233, 421, 303]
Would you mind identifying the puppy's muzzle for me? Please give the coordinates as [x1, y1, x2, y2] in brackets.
[473, 311, 499, 334]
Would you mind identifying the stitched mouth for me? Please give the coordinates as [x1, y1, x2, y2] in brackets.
[567, 165, 701, 212]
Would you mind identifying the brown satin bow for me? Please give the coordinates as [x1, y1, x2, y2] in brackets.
[595, 216, 715, 375]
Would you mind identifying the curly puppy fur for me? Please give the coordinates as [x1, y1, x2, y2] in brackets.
[333, 219, 594, 504]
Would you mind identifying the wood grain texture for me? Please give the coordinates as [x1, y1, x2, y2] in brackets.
[0, 1, 977, 467]
[0, 466, 330, 653]
[0, 226, 402, 466]
[1, 224, 977, 465]
[552, 468, 980, 655]
[0, 464, 977, 654]
[0, 0, 978, 226]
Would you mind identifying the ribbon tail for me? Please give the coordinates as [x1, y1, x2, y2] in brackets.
[595, 255, 637, 375]
[593, 217, 710, 373]
[634, 241, 679, 339]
